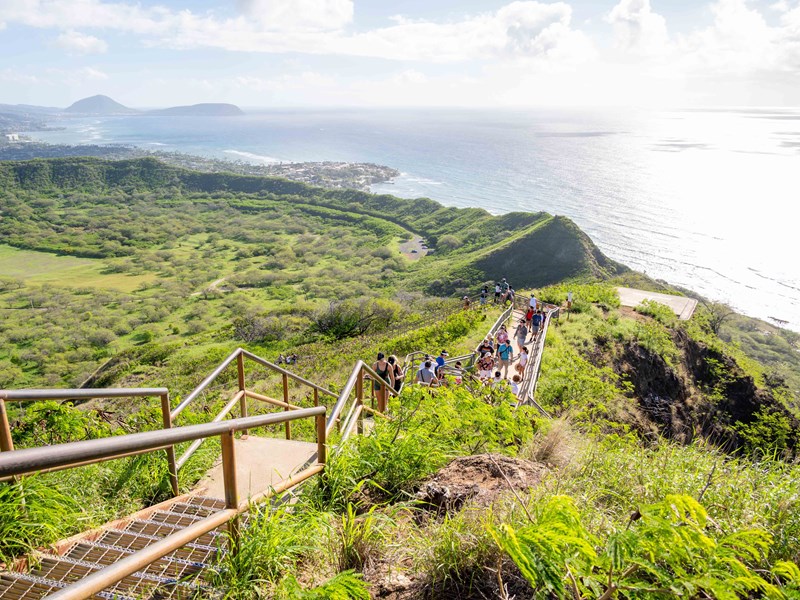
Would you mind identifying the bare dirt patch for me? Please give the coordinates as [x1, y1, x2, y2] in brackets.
[398, 236, 428, 261]
[416, 453, 547, 514]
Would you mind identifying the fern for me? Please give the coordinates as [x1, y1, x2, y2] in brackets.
[492, 494, 795, 599]
[488, 495, 597, 596]
[273, 570, 370, 600]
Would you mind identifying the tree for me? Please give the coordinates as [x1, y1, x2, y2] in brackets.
[700, 301, 735, 335]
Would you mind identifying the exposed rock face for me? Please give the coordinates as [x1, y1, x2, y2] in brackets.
[415, 454, 547, 514]
[617, 329, 798, 451]
[619, 341, 694, 442]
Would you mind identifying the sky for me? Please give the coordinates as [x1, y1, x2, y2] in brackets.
[1, 0, 799, 108]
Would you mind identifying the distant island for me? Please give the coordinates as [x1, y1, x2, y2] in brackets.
[147, 103, 244, 117]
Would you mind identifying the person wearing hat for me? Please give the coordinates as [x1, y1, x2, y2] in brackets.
[435, 350, 449, 376]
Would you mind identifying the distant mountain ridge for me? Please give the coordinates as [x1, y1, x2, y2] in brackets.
[147, 103, 244, 117]
[65, 95, 138, 115]
[62, 96, 244, 117]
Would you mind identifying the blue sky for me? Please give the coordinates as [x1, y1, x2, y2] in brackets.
[1, 0, 799, 108]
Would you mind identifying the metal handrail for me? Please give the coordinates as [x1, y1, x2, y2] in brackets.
[0, 408, 323, 480]
[172, 348, 337, 420]
[0, 386, 177, 492]
[172, 347, 339, 474]
[0, 388, 168, 401]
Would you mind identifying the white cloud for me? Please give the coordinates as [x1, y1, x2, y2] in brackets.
[0, 68, 40, 84]
[236, 0, 353, 31]
[54, 30, 108, 54]
[607, 0, 669, 56]
[0, 0, 593, 64]
[677, 0, 781, 74]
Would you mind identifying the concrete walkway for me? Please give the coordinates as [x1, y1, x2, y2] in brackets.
[196, 436, 317, 501]
[617, 287, 698, 320]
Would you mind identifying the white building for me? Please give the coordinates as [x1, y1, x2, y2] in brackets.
[4, 133, 20, 142]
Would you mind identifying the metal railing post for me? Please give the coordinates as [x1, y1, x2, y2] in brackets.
[316, 412, 326, 466]
[313, 388, 319, 407]
[0, 399, 14, 453]
[236, 353, 248, 437]
[159, 393, 179, 496]
[282, 373, 291, 440]
[220, 429, 240, 554]
[356, 367, 364, 434]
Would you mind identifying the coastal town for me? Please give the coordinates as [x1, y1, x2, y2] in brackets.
[0, 136, 399, 191]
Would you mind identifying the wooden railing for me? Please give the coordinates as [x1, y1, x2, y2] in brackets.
[0, 408, 327, 600]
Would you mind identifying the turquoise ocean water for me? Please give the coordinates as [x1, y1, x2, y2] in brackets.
[27, 108, 800, 331]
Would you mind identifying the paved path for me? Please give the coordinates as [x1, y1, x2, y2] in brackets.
[617, 287, 698, 320]
[197, 436, 317, 500]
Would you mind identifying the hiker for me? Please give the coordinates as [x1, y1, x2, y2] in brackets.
[529, 295, 537, 312]
[500, 278, 510, 294]
[277, 353, 286, 364]
[494, 282, 502, 303]
[453, 360, 464, 385]
[496, 339, 514, 378]
[495, 324, 509, 346]
[525, 306, 534, 327]
[477, 338, 494, 355]
[492, 370, 504, 387]
[415, 360, 438, 385]
[435, 350, 449, 375]
[506, 287, 515, 306]
[480, 286, 489, 305]
[531, 311, 543, 341]
[463, 296, 471, 310]
[511, 374, 522, 397]
[514, 319, 528, 349]
[372, 352, 395, 412]
[516, 346, 529, 375]
[478, 352, 494, 380]
[388, 354, 404, 393]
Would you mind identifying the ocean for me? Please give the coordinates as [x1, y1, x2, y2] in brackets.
[26, 108, 800, 331]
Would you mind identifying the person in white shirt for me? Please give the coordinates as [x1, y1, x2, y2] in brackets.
[516, 346, 529, 375]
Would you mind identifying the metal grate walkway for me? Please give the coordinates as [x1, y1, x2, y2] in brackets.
[0, 495, 227, 600]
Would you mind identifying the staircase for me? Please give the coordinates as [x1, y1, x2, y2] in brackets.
[0, 495, 226, 600]
[0, 295, 557, 599]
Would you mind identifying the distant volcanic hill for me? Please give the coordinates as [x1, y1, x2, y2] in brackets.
[65, 95, 138, 115]
[146, 103, 244, 117]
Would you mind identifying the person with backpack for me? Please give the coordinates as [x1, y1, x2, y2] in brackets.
[496, 339, 514, 378]
[480, 286, 489, 305]
[415, 360, 438, 386]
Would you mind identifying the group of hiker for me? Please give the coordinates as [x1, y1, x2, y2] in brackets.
[478, 278, 516, 306]
[355, 279, 549, 406]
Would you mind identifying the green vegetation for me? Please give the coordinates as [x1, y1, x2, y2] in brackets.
[0, 157, 798, 598]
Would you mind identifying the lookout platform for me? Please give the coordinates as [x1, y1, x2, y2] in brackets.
[617, 287, 698, 320]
